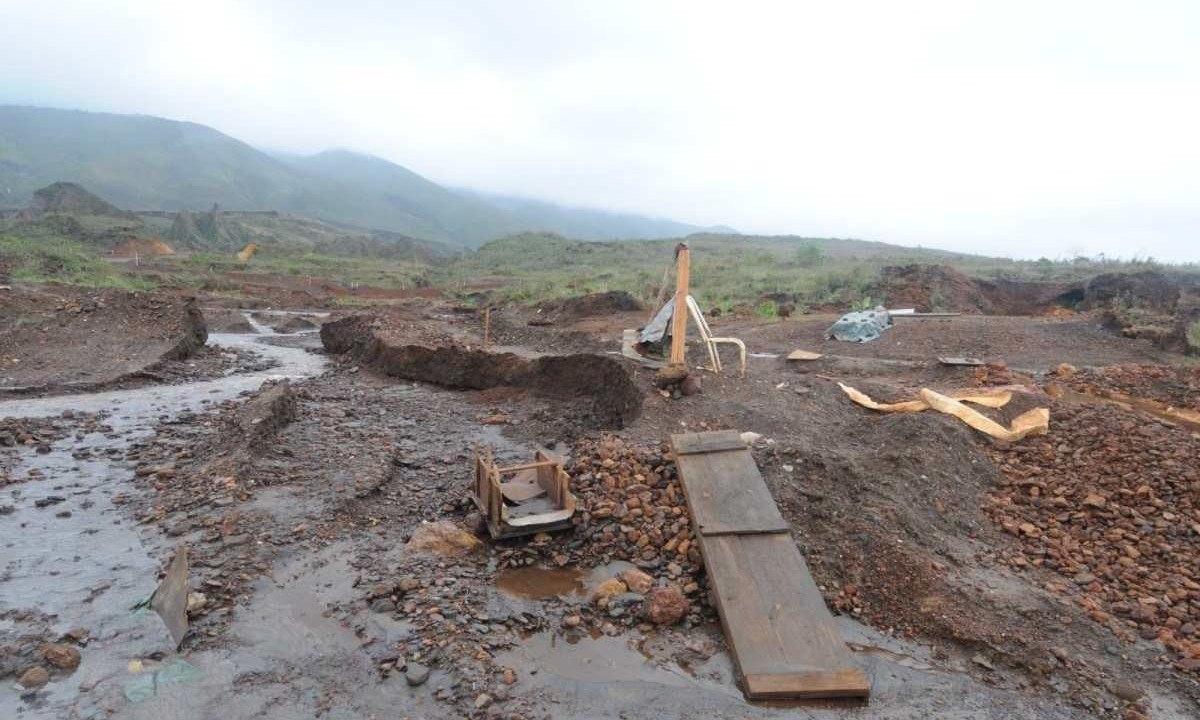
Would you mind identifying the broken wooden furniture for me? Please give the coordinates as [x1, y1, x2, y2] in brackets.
[671, 430, 870, 700]
[472, 448, 576, 539]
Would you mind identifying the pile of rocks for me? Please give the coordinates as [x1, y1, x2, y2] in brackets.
[495, 436, 707, 607]
[1057, 363, 1200, 411]
[985, 402, 1200, 672]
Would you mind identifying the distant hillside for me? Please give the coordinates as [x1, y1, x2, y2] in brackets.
[0, 105, 727, 247]
[458, 189, 732, 240]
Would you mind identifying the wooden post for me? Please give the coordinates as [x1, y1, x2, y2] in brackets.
[669, 243, 690, 366]
[483, 306, 492, 348]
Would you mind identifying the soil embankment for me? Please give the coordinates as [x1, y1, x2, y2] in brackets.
[321, 313, 643, 429]
[0, 285, 208, 394]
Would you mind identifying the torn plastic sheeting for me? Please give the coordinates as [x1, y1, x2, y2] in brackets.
[837, 382, 1012, 413]
[919, 388, 1049, 441]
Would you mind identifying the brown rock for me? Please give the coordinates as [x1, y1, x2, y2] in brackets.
[19, 666, 50, 688]
[41, 643, 81, 670]
[591, 578, 627, 605]
[645, 586, 689, 625]
[620, 568, 653, 594]
[406, 521, 481, 556]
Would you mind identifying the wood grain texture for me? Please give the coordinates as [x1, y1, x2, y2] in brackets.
[670, 431, 870, 700]
[672, 432, 788, 535]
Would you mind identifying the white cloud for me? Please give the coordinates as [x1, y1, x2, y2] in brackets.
[2, 0, 1198, 260]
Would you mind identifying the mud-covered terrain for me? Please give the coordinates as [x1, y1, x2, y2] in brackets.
[2, 279, 1199, 720]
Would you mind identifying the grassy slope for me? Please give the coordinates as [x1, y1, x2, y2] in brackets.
[435, 232, 1185, 311]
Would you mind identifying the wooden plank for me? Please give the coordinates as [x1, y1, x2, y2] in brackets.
[671, 430, 869, 701]
[671, 430, 745, 455]
[672, 434, 788, 535]
[699, 527, 869, 699]
[669, 244, 690, 365]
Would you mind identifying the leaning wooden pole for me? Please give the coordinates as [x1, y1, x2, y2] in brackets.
[669, 243, 690, 367]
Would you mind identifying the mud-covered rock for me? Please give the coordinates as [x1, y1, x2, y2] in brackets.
[406, 521, 481, 556]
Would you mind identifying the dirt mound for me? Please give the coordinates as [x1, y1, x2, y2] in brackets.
[28, 182, 135, 219]
[110, 237, 175, 258]
[879, 264, 994, 313]
[533, 291, 643, 321]
[1085, 271, 1181, 312]
[0, 286, 207, 393]
[321, 314, 642, 429]
[975, 278, 1087, 316]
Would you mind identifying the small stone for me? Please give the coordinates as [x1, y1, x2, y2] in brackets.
[474, 693, 493, 709]
[591, 578, 627, 605]
[645, 586, 689, 625]
[620, 568, 653, 594]
[405, 662, 430, 686]
[1082, 494, 1106, 509]
[562, 615, 582, 628]
[971, 653, 995, 671]
[406, 521, 481, 556]
[19, 666, 50, 688]
[41, 643, 81, 670]
[1110, 681, 1142, 702]
[502, 668, 516, 685]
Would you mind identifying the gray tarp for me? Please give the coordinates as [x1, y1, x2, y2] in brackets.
[639, 298, 678, 344]
[825, 309, 893, 342]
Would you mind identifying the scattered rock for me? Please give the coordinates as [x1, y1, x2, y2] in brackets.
[406, 521, 481, 556]
[405, 662, 430, 686]
[40, 643, 81, 670]
[620, 568, 653, 594]
[19, 666, 50, 688]
[645, 586, 689, 625]
[591, 578, 627, 605]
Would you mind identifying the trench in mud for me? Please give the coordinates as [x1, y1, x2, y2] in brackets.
[0, 314, 326, 719]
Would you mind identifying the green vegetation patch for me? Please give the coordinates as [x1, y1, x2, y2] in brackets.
[0, 234, 153, 290]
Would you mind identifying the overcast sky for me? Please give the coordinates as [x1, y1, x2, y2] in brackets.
[3, 1, 1199, 261]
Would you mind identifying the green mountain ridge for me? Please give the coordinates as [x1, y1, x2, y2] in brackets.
[0, 105, 723, 247]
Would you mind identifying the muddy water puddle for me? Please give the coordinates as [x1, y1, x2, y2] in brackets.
[495, 561, 635, 602]
[0, 330, 326, 719]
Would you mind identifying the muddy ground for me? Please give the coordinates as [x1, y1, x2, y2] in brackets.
[2, 287, 1199, 720]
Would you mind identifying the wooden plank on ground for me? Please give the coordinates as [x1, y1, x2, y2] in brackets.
[672, 434, 788, 535]
[671, 432, 869, 701]
[671, 430, 746, 455]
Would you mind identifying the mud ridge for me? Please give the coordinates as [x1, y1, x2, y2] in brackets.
[321, 314, 642, 428]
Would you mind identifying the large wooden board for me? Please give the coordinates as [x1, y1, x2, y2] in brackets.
[672, 431, 788, 535]
[671, 432, 870, 700]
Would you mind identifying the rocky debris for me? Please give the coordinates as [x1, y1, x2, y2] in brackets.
[645, 586, 689, 625]
[1060, 363, 1200, 412]
[620, 568, 653, 594]
[590, 578, 628, 604]
[40, 643, 81, 670]
[985, 401, 1200, 672]
[406, 521, 482, 556]
[18, 665, 50, 688]
[404, 662, 430, 686]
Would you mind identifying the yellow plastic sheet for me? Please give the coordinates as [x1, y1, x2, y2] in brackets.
[837, 383, 1012, 413]
[918, 388, 1049, 441]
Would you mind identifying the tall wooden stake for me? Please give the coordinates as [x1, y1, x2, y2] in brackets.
[483, 306, 492, 348]
[669, 243, 690, 366]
